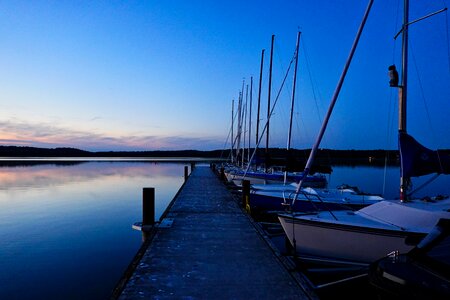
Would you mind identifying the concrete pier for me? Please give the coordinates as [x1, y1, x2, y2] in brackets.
[115, 166, 316, 299]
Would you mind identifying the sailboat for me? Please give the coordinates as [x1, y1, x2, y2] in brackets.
[248, 30, 382, 214]
[250, 182, 384, 214]
[278, 0, 450, 266]
[225, 34, 328, 188]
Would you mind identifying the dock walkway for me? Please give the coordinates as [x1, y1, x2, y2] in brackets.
[116, 166, 315, 299]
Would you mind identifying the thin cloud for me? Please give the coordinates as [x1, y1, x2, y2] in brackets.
[89, 116, 102, 122]
[0, 120, 224, 151]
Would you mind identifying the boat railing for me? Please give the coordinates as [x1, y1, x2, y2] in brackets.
[285, 189, 339, 220]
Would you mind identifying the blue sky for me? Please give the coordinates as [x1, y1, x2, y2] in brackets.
[0, 0, 449, 151]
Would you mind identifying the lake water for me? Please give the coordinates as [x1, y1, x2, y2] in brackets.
[0, 160, 186, 300]
[325, 164, 450, 200]
[0, 160, 449, 299]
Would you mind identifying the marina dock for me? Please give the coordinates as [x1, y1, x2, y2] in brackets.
[113, 165, 317, 299]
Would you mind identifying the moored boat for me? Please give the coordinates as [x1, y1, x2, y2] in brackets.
[250, 183, 383, 213]
[279, 199, 450, 265]
[278, 0, 450, 267]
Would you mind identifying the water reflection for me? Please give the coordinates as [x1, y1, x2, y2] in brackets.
[0, 161, 184, 190]
[0, 162, 448, 300]
[0, 161, 186, 300]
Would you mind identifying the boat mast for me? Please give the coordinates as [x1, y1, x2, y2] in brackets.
[287, 32, 301, 152]
[236, 92, 242, 164]
[285, 31, 301, 184]
[399, 0, 409, 201]
[266, 35, 275, 166]
[256, 49, 265, 148]
[248, 76, 253, 163]
[242, 84, 248, 167]
[231, 99, 234, 164]
[236, 79, 245, 166]
[395, 1, 447, 200]
[294, 0, 374, 195]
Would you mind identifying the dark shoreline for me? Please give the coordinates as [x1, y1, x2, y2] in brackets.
[1, 145, 449, 168]
[0, 146, 398, 165]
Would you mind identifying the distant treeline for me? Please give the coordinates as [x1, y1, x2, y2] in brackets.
[0, 145, 227, 159]
[1, 145, 449, 166]
[0, 145, 394, 164]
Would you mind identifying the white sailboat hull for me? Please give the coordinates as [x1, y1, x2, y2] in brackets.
[279, 214, 418, 264]
[278, 200, 450, 265]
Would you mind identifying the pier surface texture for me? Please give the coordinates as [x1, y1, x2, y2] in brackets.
[117, 166, 314, 299]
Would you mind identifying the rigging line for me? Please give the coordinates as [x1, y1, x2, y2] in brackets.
[410, 42, 438, 146]
[220, 119, 233, 160]
[302, 38, 337, 166]
[243, 52, 296, 178]
[294, 0, 374, 196]
[382, 89, 396, 198]
[301, 37, 332, 164]
[382, 156, 388, 197]
[389, 5, 399, 145]
[302, 37, 323, 126]
[408, 174, 441, 198]
[383, 87, 397, 197]
[302, 37, 335, 160]
[392, 0, 400, 63]
[356, 209, 408, 231]
[223, 104, 242, 161]
[410, 42, 446, 174]
[274, 40, 293, 95]
[383, 9, 401, 197]
[230, 104, 242, 161]
[445, 9, 450, 74]
[294, 111, 306, 148]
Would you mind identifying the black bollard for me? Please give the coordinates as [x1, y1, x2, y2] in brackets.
[142, 187, 155, 227]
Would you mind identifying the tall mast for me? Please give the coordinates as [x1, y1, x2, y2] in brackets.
[396, 1, 447, 199]
[294, 0, 373, 195]
[256, 49, 265, 147]
[399, 0, 408, 133]
[285, 31, 301, 184]
[248, 76, 253, 163]
[287, 31, 301, 151]
[266, 35, 275, 159]
[236, 79, 245, 164]
[240, 79, 245, 166]
[231, 99, 234, 164]
[242, 85, 248, 167]
[399, 0, 409, 201]
[236, 91, 242, 164]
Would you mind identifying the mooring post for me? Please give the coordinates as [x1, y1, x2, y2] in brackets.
[131, 187, 155, 241]
[184, 166, 189, 182]
[242, 180, 251, 213]
[142, 187, 155, 227]
[190, 162, 195, 172]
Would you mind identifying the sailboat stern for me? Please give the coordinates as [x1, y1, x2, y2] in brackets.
[278, 212, 424, 265]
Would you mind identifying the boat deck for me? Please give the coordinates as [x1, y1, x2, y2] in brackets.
[115, 165, 316, 299]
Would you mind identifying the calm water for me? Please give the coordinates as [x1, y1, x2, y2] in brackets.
[326, 164, 450, 200]
[0, 161, 186, 300]
[0, 161, 449, 300]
